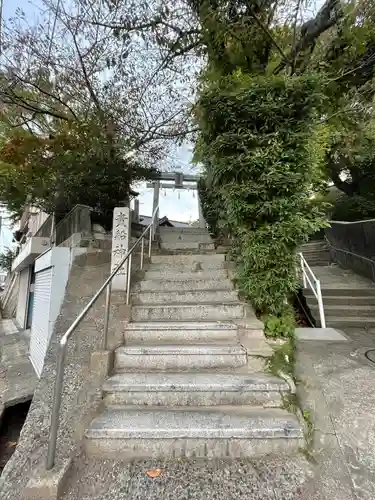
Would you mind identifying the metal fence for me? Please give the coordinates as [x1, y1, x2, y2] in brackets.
[34, 205, 92, 246]
[53, 205, 92, 246]
[325, 219, 375, 281]
[34, 214, 54, 238]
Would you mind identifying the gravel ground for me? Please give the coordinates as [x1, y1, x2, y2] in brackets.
[61, 453, 314, 500]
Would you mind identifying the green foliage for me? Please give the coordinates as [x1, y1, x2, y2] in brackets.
[196, 72, 329, 314]
[265, 308, 296, 339]
[0, 121, 157, 228]
[0, 248, 17, 272]
[331, 193, 375, 222]
[267, 339, 295, 377]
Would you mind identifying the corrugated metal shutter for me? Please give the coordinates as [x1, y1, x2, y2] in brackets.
[16, 268, 30, 328]
[29, 267, 53, 377]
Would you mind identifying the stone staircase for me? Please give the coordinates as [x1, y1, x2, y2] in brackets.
[84, 228, 303, 459]
[300, 241, 330, 266]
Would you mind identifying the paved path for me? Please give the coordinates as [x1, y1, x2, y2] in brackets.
[296, 332, 375, 500]
[61, 454, 313, 500]
[0, 319, 36, 416]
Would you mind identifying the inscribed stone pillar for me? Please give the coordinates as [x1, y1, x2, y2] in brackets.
[197, 191, 206, 229]
[152, 180, 160, 236]
[111, 207, 130, 291]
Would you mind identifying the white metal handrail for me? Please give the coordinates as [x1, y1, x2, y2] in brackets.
[299, 252, 326, 329]
[46, 205, 159, 470]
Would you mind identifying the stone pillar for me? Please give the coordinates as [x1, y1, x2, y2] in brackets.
[111, 207, 130, 291]
[152, 180, 160, 237]
[197, 190, 206, 229]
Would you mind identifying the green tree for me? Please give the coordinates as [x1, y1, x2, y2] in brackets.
[0, 121, 157, 228]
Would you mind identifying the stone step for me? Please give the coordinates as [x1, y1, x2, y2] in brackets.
[133, 289, 238, 305]
[316, 317, 375, 328]
[160, 234, 213, 242]
[160, 227, 211, 235]
[138, 277, 233, 292]
[114, 344, 247, 370]
[305, 287, 375, 297]
[144, 269, 229, 281]
[131, 303, 244, 321]
[319, 296, 375, 306]
[149, 262, 225, 272]
[124, 321, 238, 344]
[151, 253, 225, 266]
[102, 373, 290, 407]
[311, 304, 375, 317]
[84, 407, 304, 459]
[160, 242, 214, 251]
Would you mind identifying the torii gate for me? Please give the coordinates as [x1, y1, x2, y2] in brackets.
[146, 172, 206, 228]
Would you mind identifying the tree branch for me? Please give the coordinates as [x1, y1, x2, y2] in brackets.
[13, 73, 79, 120]
[246, 4, 290, 65]
[275, 0, 344, 74]
[70, 27, 102, 112]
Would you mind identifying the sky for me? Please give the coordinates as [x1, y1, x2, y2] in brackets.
[3, 0, 200, 223]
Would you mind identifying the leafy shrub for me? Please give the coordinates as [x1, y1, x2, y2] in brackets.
[331, 193, 375, 222]
[264, 310, 296, 339]
[0, 248, 17, 272]
[195, 72, 328, 314]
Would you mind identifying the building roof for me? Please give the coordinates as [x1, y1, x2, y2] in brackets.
[138, 215, 191, 228]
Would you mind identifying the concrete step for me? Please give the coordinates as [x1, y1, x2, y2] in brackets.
[144, 269, 229, 281]
[319, 296, 375, 306]
[317, 317, 375, 328]
[305, 287, 375, 297]
[301, 243, 327, 250]
[307, 260, 330, 267]
[131, 303, 244, 321]
[134, 289, 238, 305]
[303, 254, 330, 260]
[124, 321, 239, 344]
[114, 344, 247, 370]
[102, 373, 290, 407]
[84, 407, 304, 459]
[138, 277, 233, 292]
[311, 304, 375, 317]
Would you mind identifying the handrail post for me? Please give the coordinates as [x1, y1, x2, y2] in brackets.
[126, 254, 132, 305]
[300, 253, 307, 288]
[46, 342, 67, 470]
[148, 226, 152, 258]
[102, 283, 111, 350]
[140, 237, 144, 270]
[316, 279, 326, 328]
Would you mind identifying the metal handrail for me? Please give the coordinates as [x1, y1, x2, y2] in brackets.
[299, 252, 326, 328]
[46, 205, 159, 470]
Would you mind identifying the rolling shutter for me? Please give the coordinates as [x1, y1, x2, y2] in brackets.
[29, 266, 53, 377]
